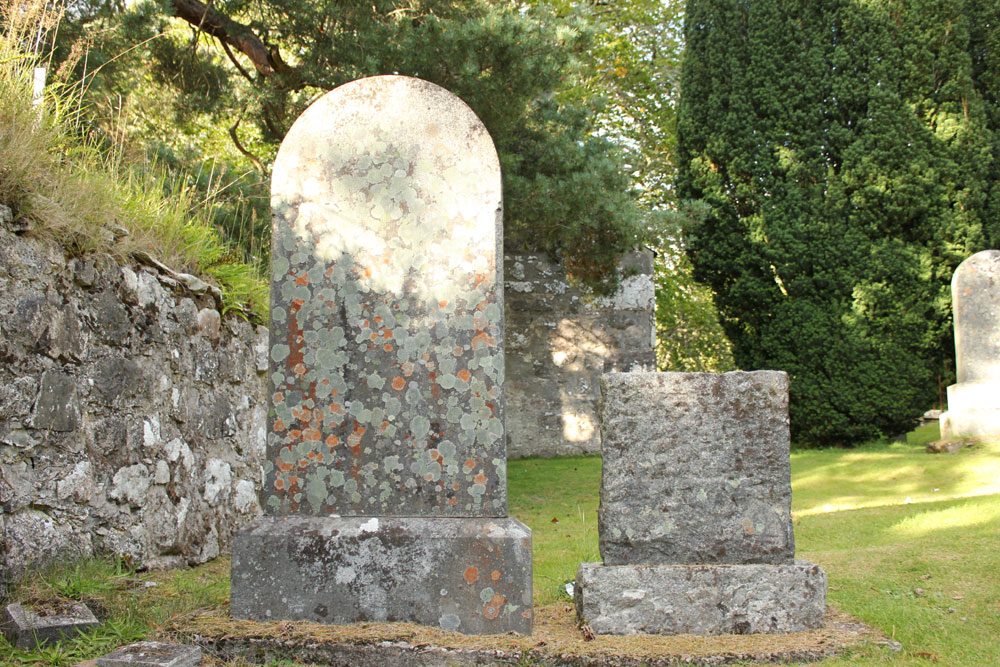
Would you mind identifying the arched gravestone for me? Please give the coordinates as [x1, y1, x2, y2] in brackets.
[231, 76, 533, 635]
[941, 249, 1000, 439]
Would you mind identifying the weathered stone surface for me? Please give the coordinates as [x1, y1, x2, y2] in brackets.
[96, 642, 202, 667]
[231, 516, 532, 634]
[263, 75, 506, 518]
[2, 601, 100, 649]
[504, 251, 656, 459]
[574, 561, 826, 636]
[598, 371, 794, 566]
[941, 250, 1000, 439]
[0, 222, 267, 584]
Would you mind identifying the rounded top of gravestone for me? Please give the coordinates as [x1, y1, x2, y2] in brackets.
[952, 249, 1000, 384]
[272, 75, 501, 296]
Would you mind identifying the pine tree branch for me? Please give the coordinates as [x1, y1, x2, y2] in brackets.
[169, 0, 275, 77]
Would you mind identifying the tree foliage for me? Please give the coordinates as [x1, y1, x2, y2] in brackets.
[678, 0, 1000, 444]
[50, 0, 646, 291]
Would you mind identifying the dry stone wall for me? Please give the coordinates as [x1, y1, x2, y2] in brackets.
[0, 218, 268, 594]
[504, 250, 656, 458]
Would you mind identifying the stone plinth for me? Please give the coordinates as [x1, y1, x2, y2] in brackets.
[2, 601, 100, 649]
[578, 371, 825, 636]
[941, 250, 1000, 440]
[230, 75, 531, 634]
[96, 642, 202, 667]
[574, 561, 826, 636]
[598, 371, 794, 566]
[231, 516, 532, 634]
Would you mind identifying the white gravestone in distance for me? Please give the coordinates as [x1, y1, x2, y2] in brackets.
[941, 250, 1000, 440]
[230, 75, 532, 635]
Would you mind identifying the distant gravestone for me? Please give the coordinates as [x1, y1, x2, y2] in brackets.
[576, 371, 826, 635]
[940, 250, 1000, 440]
[230, 75, 532, 635]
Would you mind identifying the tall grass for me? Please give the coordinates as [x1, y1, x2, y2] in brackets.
[0, 0, 267, 320]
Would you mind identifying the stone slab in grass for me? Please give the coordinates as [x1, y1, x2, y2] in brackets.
[574, 560, 827, 636]
[96, 641, 201, 667]
[1, 601, 100, 649]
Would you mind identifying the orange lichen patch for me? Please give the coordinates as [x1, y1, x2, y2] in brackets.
[742, 518, 755, 534]
[383, 329, 393, 339]
[457, 369, 471, 382]
[329, 403, 345, 415]
[298, 459, 309, 469]
[474, 273, 487, 287]
[273, 420, 286, 432]
[463, 459, 476, 472]
[347, 426, 367, 450]
[303, 429, 322, 442]
[474, 473, 487, 485]
[401, 362, 415, 377]
[463, 567, 479, 584]
[294, 272, 310, 286]
[274, 478, 285, 491]
[370, 332, 379, 341]
[423, 473, 434, 482]
[447, 497, 458, 506]
[378, 421, 391, 434]
[491, 571, 501, 581]
[453, 346, 463, 356]
[483, 593, 506, 620]
[326, 434, 339, 447]
[291, 298, 305, 308]
[422, 354, 431, 362]
[272, 392, 284, 403]
[293, 363, 307, 377]
[471, 331, 494, 350]
[306, 451, 317, 460]
[374, 317, 383, 324]
[291, 406, 312, 422]
[428, 449, 440, 460]
[288, 429, 302, 440]
[384, 343, 393, 352]
[438, 299, 448, 309]
[453, 483, 461, 491]
[486, 402, 495, 415]
[325, 267, 334, 277]
[392, 377, 406, 391]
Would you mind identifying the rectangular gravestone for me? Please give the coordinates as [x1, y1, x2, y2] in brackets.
[576, 371, 826, 635]
[230, 75, 532, 635]
[2, 601, 100, 649]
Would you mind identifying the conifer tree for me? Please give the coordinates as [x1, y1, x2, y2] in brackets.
[678, 0, 999, 444]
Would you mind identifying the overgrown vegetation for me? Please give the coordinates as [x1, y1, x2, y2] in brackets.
[0, 0, 267, 319]
[678, 0, 1000, 444]
[4, 425, 998, 665]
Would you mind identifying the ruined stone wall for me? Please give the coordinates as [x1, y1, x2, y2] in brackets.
[504, 251, 656, 458]
[0, 221, 268, 592]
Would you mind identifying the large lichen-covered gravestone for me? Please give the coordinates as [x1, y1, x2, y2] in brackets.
[230, 75, 532, 635]
[940, 250, 1000, 440]
[575, 372, 826, 635]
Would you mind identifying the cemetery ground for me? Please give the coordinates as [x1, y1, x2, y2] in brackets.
[3, 423, 998, 666]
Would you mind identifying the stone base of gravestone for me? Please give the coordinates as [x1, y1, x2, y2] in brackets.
[2, 601, 100, 649]
[231, 516, 533, 635]
[940, 380, 1000, 439]
[574, 561, 827, 636]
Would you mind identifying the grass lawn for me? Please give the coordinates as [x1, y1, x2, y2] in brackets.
[4, 423, 999, 665]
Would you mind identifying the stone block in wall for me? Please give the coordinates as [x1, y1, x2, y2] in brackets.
[504, 251, 656, 459]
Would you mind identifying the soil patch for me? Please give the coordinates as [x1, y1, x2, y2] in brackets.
[165, 602, 898, 665]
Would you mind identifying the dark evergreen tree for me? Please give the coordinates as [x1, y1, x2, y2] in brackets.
[678, 0, 999, 444]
